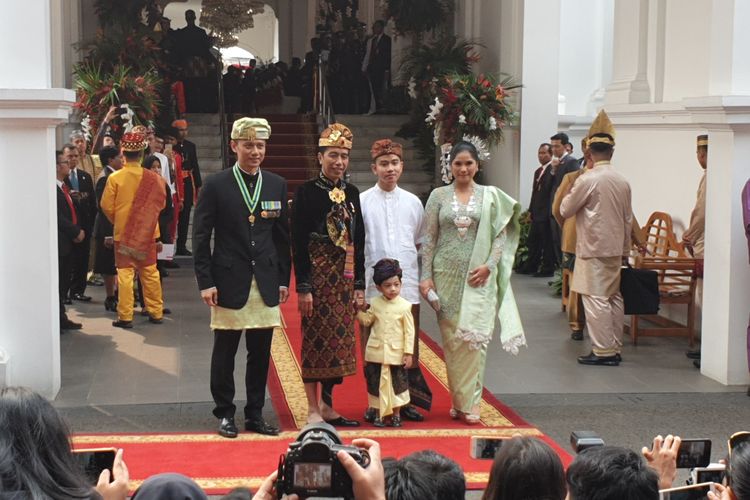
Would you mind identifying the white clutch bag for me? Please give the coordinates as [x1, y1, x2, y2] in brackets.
[426, 289, 441, 312]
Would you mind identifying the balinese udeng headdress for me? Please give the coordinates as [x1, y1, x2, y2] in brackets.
[370, 139, 402, 160]
[121, 132, 147, 152]
[319, 123, 353, 149]
[586, 110, 616, 147]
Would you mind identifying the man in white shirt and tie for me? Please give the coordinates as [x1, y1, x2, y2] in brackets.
[360, 139, 432, 422]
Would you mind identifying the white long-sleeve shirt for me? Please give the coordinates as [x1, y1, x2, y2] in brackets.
[360, 184, 424, 304]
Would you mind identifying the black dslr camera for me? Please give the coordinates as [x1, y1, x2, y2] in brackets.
[276, 422, 370, 499]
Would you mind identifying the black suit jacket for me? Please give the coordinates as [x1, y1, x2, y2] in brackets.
[175, 140, 202, 188]
[57, 186, 81, 257]
[529, 165, 553, 221]
[550, 155, 580, 209]
[93, 168, 115, 240]
[64, 168, 96, 232]
[367, 34, 391, 75]
[193, 168, 291, 309]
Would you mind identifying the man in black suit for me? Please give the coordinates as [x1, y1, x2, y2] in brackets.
[172, 119, 202, 256]
[520, 143, 557, 277]
[549, 132, 579, 266]
[56, 151, 85, 332]
[63, 144, 96, 302]
[361, 20, 391, 113]
[193, 117, 291, 438]
[93, 147, 122, 312]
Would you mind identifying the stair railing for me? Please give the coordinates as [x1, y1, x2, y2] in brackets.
[315, 54, 336, 127]
[214, 51, 229, 169]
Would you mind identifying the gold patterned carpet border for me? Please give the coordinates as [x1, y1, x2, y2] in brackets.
[71, 427, 541, 445]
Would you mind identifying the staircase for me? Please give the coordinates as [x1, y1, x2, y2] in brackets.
[184, 111, 434, 205]
[336, 114, 433, 202]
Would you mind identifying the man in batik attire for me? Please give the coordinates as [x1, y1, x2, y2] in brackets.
[291, 123, 365, 427]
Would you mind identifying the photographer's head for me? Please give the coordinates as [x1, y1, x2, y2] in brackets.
[482, 437, 565, 500]
[0, 387, 92, 499]
[729, 439, 750, 500]
[566, 446, 659, 500]
[405, 450, 465, 500]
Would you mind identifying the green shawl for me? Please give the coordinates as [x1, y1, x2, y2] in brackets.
[455, 186, 526, 354]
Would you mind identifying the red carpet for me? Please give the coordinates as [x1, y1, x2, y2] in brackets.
[72, 282, 569, 494]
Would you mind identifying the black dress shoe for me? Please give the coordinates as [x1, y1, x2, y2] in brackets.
[570, 330, 584, 341]
[219, 417, 238, 438]
[112, 320, 133, 329]
[164, 260, 180, 269]
[163, 308, 172, 315]
[324, 416, 361, 427]
[577, 352, 620, 366]
[176, 248, 192, 256]
[159, 269, 170, 278]
[401, 405, 424, 422]
[615, 353, 622, 362]
[63, 297, 73, 305]
[363, 407, 376, 423]
[71, 293, 92, 302]
[148, 316, 163, 324]
[693, 359, 701, 369]
[245, 418, 280, 435]
[104, 296, 117, 312]
[61, 319, 83, 330]
[686, 350, 701, 359]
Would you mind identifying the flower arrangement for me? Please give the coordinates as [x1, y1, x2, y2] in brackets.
[424, 72, 520, 182]
[73, 63, 162, 140]
[396, 36, 478, 167]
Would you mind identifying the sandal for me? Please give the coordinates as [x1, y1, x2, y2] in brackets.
[373, 417, 386, 428]
[449, 408, 459, 420]
[390, 415, 402, 428]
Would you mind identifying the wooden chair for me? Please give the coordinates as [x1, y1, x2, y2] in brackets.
[626, 212, 697, 347]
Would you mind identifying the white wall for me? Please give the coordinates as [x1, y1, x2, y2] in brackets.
[660, 0, 711, 103]
[558, 0, 613, 117]
[236, 7, 279, 63]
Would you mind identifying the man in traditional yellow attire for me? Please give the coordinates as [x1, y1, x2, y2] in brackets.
[101, 131, 167, 329]
[560, 110, 632, 366]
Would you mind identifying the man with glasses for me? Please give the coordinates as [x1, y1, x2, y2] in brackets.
[63, 144, 96, 303]
[56, 151, 85, 332]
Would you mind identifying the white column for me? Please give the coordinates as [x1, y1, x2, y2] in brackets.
[708, 0, 750, 96]
[518, 0, 561, 209]
[604, 0, 651, 105]
[0, 0, 75, 397]
[687, 97, 750, 386]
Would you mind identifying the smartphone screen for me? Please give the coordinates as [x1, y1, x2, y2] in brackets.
[659, 482, 714, 500]
[470, 437, 507, 459]
[676, 439, 711, 468]
[73, 448, 116, 484]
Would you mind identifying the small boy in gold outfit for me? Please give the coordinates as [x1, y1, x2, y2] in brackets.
[357, 258, 415, 427]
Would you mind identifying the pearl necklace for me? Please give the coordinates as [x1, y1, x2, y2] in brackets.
[451, 185, 476, 239]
